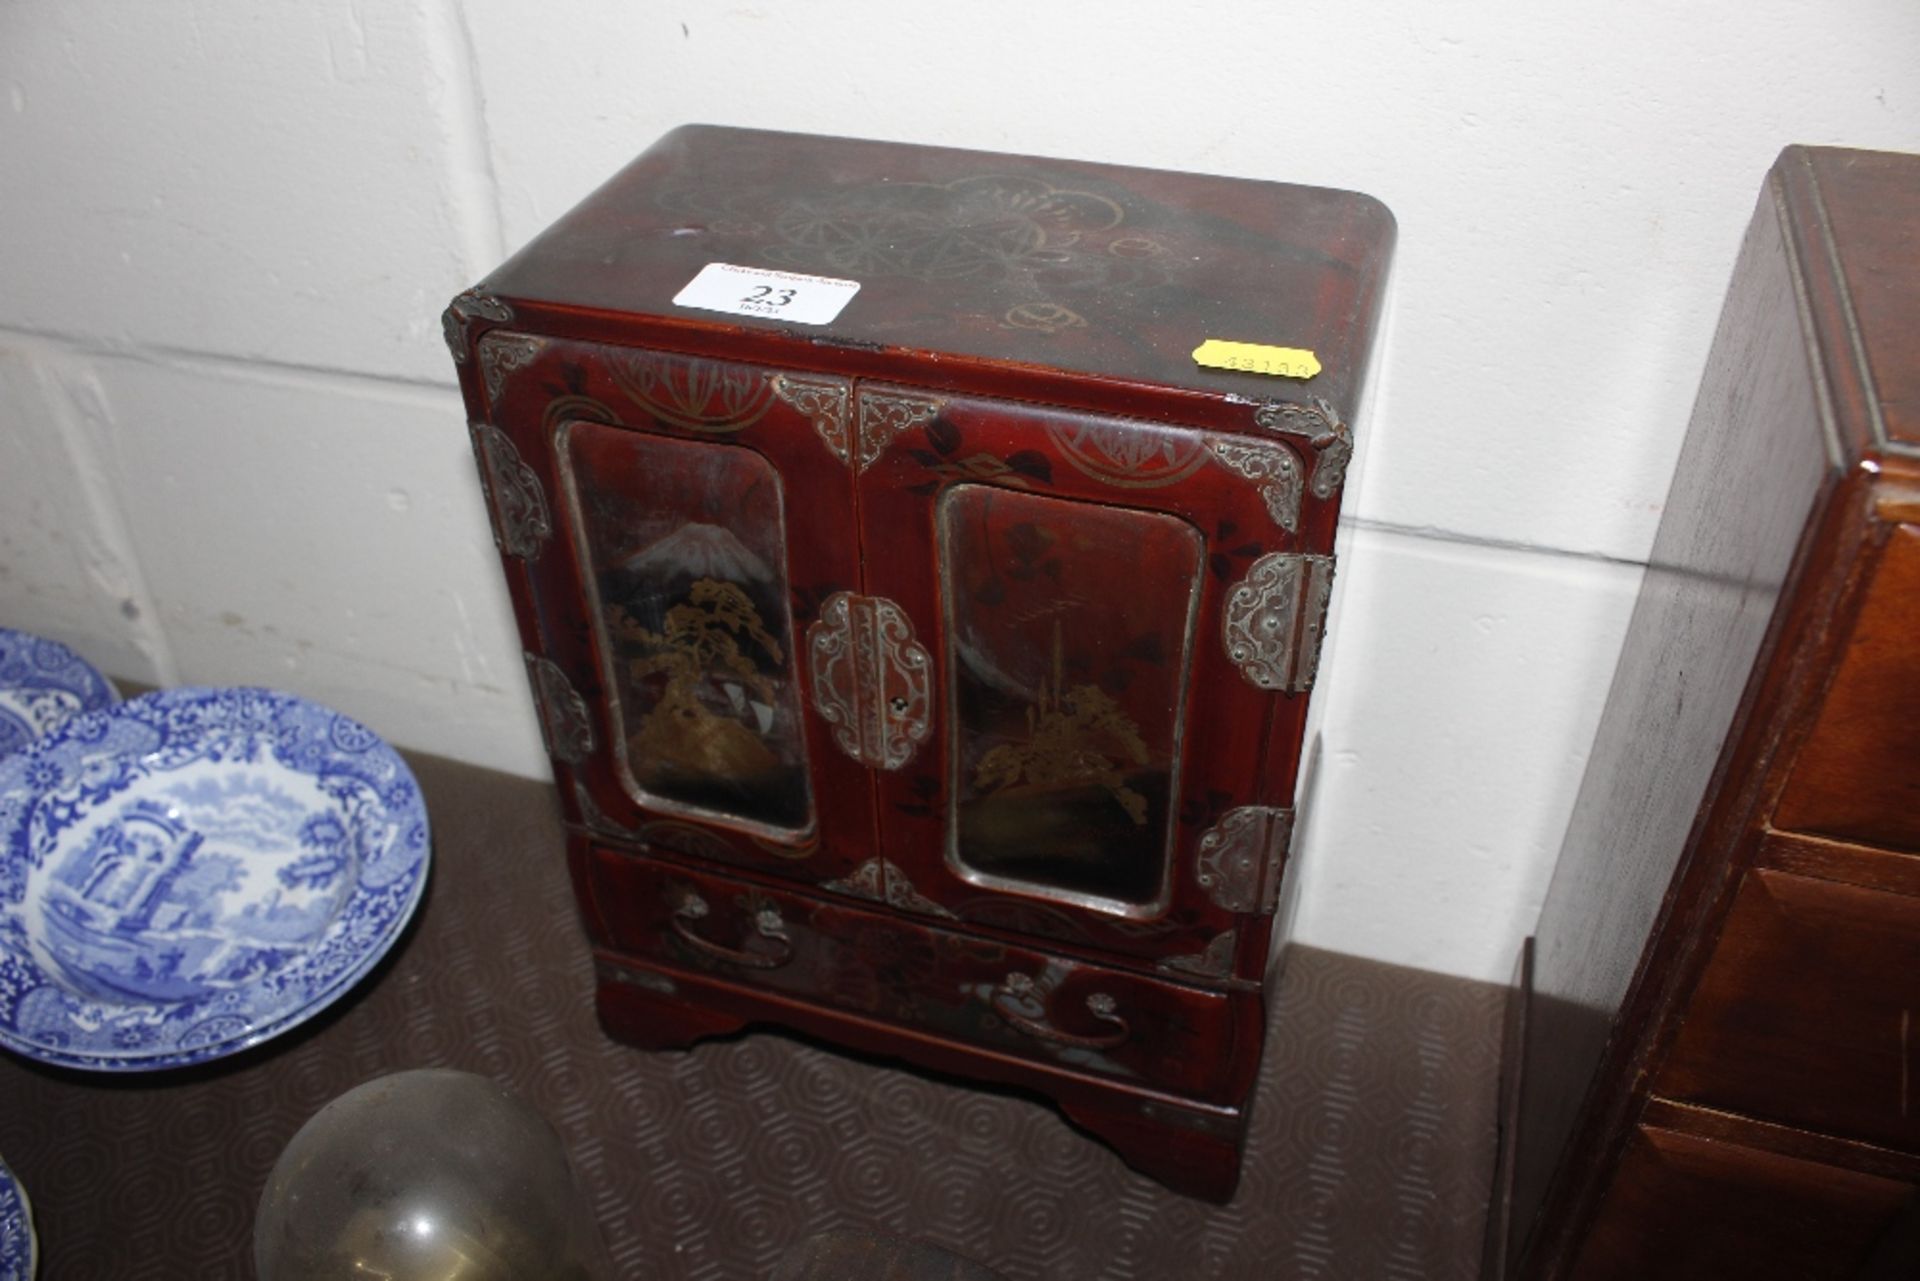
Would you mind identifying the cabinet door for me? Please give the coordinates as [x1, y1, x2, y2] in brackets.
[474, 335, 876, 889]
[843, 383, 1324, 973]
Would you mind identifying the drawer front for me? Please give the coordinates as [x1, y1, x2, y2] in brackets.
[583, 843, 1244, 1101]
[1659, 867, 1920, 1152]
[1567, 1122, 1920, 1281]
[1774, 523, 1920, 852]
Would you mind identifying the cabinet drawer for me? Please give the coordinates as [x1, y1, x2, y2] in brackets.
[1659, 867, 1920, 1152]
[582, 843, 1245, 1102]
[1774, 523, 1920, 852]
[1568, 1117, 1920, 1281]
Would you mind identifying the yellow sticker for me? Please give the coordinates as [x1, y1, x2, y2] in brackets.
[1192, 339, 1321, 380]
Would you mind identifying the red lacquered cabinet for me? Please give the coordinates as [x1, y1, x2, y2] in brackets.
[446, 126, 1393, 1200]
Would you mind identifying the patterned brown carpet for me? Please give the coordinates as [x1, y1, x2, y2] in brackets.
[0, 754, 1503, 1280]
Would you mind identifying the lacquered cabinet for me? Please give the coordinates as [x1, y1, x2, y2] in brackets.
[448, 126, 1393, 1200]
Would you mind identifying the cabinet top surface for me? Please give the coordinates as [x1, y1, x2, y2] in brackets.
[480, 125, 1395, 413]
[1788, 146, 1920, 461]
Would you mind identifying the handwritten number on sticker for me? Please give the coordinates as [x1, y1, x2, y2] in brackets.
[742, 286, 797, 308]
[673, 263, 861, 325]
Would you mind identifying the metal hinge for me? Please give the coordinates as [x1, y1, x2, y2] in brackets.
[1194, 806, 1294, 915]
[1223, 552, 1333, 692]
[470, 422, 552, 561]
[524, 652, 594, 764]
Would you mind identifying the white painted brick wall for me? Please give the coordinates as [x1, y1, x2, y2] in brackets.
[1, 0, 1915, 979]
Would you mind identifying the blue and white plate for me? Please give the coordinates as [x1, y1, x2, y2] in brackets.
[0, 629, 118, 759]
[0, 687, 429, 1072]
[0, 1152, 32, 1281]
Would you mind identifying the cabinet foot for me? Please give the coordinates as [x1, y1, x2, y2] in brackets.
[589, 949, 1255, 1202]
[1057, 1096, 1249, 1204]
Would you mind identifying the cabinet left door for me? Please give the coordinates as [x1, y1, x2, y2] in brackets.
[470, 334, 877, 889]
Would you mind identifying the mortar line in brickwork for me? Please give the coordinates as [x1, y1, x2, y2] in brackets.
[0, 319, 1670, 575]
[1345, 515, 1653, 570]
[0, 323, 460, 404]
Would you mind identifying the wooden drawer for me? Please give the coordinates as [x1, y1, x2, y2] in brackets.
[1568, 1111, 1920, 1281]
[1659, 865, 1920, 1152]
[581, 842, 1247, 1103]
[1774, 524, 1920, 852]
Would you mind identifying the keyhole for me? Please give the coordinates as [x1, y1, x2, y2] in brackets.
[889, 696, 908, 713]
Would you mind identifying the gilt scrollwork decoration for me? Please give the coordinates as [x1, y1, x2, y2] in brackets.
[607, 349, 776, 433]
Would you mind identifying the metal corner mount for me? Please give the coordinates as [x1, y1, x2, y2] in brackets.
[1158, 929, 1238, 980]
[772, 374, 854, 466]
[822, 857, 956, 919]
[573, 777, 640, 841]
[1194, 807, 1294, 915]
[855, 391, 944, 473]
[1208, 438, 1304, 533]
[443, 288, 514, 364]
[1253, 396, 1352, 500]
[524, 652, 594, 764]
[1223, 551, 1334, 692]
[478, 332, 545, 408]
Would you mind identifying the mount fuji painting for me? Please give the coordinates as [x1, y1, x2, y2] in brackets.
[566, 423, 814, 835]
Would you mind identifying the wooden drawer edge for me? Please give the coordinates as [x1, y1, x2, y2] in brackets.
[1761, 826, 1920, 898]
[1642, 1097, 1920, 1183]
[581, 842, 1263, 1104]
[594, 948, 1248, 1119]
[581, 828, 1260, 993]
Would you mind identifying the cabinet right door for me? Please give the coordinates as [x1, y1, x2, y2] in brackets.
[840, 383, 1325, 978]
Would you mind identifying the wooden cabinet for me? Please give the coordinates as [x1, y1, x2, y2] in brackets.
[1498, 146, 1920, 1276]
[1659, 858, 1920, 1154]
[446, 127, 1393, 1200]
[1773, 524, 1920, 852]
[1567, 1110, 1920, 1281]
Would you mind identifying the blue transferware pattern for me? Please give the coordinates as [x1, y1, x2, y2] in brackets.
[0, 1152, 31, 1281]
[0, 687, 429, 1071]
[0, 629, 118, 759]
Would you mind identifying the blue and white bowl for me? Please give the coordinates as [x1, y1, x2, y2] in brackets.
[0, 629, 118, 759]
[0, 1151, 32, 1281]
[0, 687, 429, 1071]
